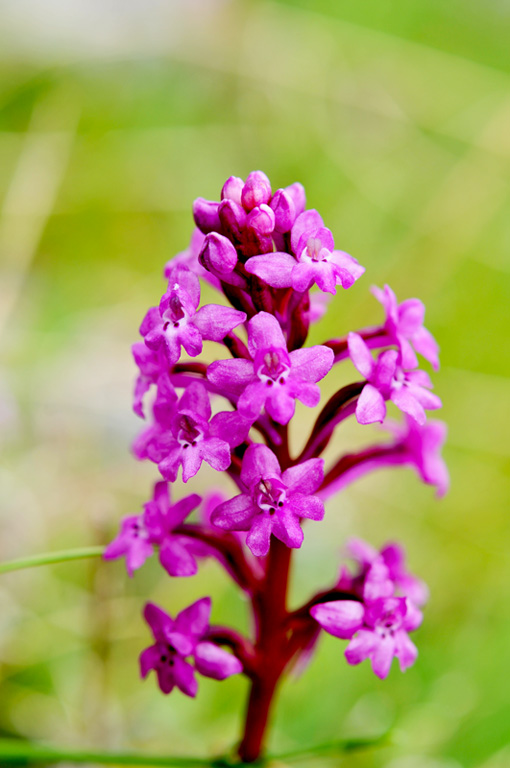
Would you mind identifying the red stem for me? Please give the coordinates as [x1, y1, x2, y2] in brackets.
[238, 538, 292, 763]
[324, 327, 390, 362]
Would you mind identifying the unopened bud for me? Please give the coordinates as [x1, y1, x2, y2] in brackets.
[221, 176, 244, 205]
[218, 199, 247, 241]
[247, 204, 275, 236]
[198, 232, 238, 275]
[270, 189, 296, 232]
[241, 171, 272, 211]
[192, 197, 221, 234]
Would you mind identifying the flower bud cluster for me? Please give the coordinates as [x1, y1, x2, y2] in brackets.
[105, 171, 448, 737]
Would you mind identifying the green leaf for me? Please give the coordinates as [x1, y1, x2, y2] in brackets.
[0, 547, 105, 575]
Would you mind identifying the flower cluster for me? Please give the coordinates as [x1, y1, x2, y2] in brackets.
[105, 171, 448, 763]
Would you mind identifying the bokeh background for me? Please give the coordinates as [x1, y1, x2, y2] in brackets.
[1, 1, 509, 766]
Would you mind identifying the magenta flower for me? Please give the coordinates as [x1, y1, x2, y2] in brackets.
[311, 596, 420, 679]
[207, 312, 334, 425]
[104, 482, 202, 577]
[152, 382, 246, 483]
[348, 332, 442, 425]
[372, 284, 439, 370]
[245, 210, 364, 294]
[140, 265, 246, 366]
[211, 444, 324, 557]
[140, 598, 243, 696]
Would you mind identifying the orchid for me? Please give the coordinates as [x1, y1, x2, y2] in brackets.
[211, 444, 324, 556]
[104, 482, 203, 577]
[245, 209, 364, 294]
[140, 598, 242, 696]
[348, 331, 442, 425]
[105, 170, 447, 764]
[207, 312, 333, 425]
[140, 265, 245, 366]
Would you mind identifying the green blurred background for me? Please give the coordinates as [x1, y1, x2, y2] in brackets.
[1, 1, 509, 766]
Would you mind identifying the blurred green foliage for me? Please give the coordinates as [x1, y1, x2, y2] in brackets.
[0, 1, 509, 767]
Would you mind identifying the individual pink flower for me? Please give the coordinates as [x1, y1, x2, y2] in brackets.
[211, 444, 324, 557]
[348, 332, 441, 425]
[140, 598, 242, 696]
[207, 312, 334, 425]
[140, 265, 246, 366]
[104, 482, 202, 577]
[244, 210, 364, 294]
[311, 596, 420, 679]
[156, 382, 247, 483]
[372, 284, 439, 370]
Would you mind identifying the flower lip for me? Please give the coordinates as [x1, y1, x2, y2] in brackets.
[254, 347, 291, 385]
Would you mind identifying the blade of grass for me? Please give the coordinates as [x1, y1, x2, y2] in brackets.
[0, 547, 105, 575]
[0, 733, 389, 767]
[269, 731, 390, 762]
[0, 739, 218, 767]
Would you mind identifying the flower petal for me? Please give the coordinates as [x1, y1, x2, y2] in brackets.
[181, 445, 203, 482]
[347, 333, 374, 379]
[356, 383, 386, 424]
[412, 326, 439, 370]
[247, 312, 286, 357]
[282, 458, 324, 494]
[193, 305, 246, 342]
[244, 252, 296, 289]
[311, 600, 364, 639]
[211, 494, 255, 531]
[272, 509, 303, 549]
[246, 515, 273, 557]
[173, 656, 198, 698]
[178, 382, 211, 421]
[345, 629, 377, 666]
[238, 380, 268, 420]
[390, 387, 426, 425]
[286, 493, 324, 521]
[179, 324, 203, 358]
[290, 209, 324, 253]
[394, 630, 418, 671]
[175, 596, 211, 639]
[289, 346, 334, 383]
[199, 437, 231, 472]
[159, 538, 198, 577]
[143, 602, 174, 642]
[166, 493, 201, 529]
[207, 359, 255, 397]
[371, 634, 395, 679]
[195, 642, 243, 680]
[240, 444, 281, 490]
[265, 387, 296, 425]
